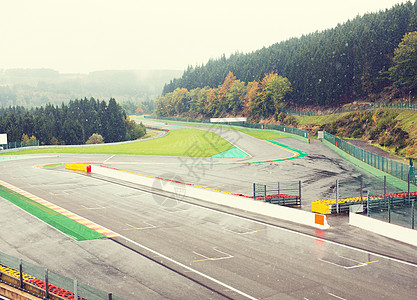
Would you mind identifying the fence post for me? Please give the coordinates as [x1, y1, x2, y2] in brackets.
[45, 269, 50, 299]
[367, 191, 370, 217]
[74, 279, 78, 300]
[412, 200, 415, 230]
[277, 182, 280, 202]
[384, 176, 387, 207]
[253, 183, 255, 200]
[19, 259, 23, 289]
[299, 180, 302, 204]
[108, 293, 113, 300]
[360, 176, 363, 205]
[264, 185, 267, 202]
[336, 179, 339, 214]
[388, 196, 391, 223]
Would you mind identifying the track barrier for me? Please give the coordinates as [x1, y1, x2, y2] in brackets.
[91, 165, 329, 229]
[349, 212, 417, 247]
[65, 163, 91, 173]
[0, 254, 122, 300]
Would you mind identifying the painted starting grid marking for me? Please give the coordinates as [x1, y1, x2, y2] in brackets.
[0, 180, 118, 238]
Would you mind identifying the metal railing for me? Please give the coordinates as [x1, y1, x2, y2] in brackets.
[1, 140, 40, 150]
[253, 181, 301, 206]
[323, 131, 415, 184]
[281, 102, 417, 117]
[0, 250, 124, 300]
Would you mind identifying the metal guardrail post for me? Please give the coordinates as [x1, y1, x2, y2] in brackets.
[336, 179, 339, 214]
[299, 180, 302, 204]
[360, 176, 363, 205]
[19, 259, 23, 289]
[412, 200, 415, 229]
[264, 185, 267, 202]
[388, 196, 391, 223]
[74, 279, 78, 300]
[45, 269, 50, 299]
[253, 183, 255, 200]
[367, 191, 370, 217]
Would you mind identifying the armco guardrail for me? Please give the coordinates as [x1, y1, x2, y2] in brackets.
[91, 165, 329, 229]
[323, 131, 415, 184]
[144, 116, 309, 140]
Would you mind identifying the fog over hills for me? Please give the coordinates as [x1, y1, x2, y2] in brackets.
[0, 68, 182, 107]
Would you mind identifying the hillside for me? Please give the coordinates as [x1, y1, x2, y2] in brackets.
[163, 1, 417, 106]
[0, 69, 182, 107]
[291, 108, 417, 159]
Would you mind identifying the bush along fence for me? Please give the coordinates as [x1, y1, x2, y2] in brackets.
[0, 250, 124, 300]
[144, 116, 309, 141]
[1, 140, 39, 150]
[253, 181, 301, 206]
[280, 102, 417, 117]
[323, 131, 416, 185]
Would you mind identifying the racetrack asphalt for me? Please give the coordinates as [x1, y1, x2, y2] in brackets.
[0, 121, 416, 299]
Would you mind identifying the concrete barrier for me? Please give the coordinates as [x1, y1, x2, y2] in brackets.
[92, 165, 329, 229]
[349, 212, 417, 247]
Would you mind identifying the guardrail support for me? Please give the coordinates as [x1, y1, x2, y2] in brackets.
[19, 259, 23, 289]
[336, 180, 339, 214]
[45, 269, 50, 299]
[74, 279, 78, 300]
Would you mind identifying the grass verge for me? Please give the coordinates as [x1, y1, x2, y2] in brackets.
[4, 128, 234, 157]
[0, 185, 106, 241]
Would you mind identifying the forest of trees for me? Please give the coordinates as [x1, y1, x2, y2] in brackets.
[0, 98, 146, 145]
[155, 72, 293, 121]
[163, 1, 417, 107]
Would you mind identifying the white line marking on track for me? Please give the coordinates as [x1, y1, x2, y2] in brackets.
[328, 292, 346, 300]
[192, 247, 234, 263]
[103, 154, 115, 163]
[116, 234, 257, 300]
[102, 175, 417, 269]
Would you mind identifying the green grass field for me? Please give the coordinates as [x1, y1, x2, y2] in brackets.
[5, 128, 234, 157]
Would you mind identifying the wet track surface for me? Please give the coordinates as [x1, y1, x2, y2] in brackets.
[0, 123, 416, 299]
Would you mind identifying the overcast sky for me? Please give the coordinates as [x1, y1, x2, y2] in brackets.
[0, 0, 410, 74]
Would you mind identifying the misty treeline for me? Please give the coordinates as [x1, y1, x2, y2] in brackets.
[163, 1, 417, 106]
[0, 98, 146, 144]
[156, 72, 292, 121]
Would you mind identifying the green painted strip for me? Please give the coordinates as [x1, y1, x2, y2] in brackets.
[0, 186, 106, 241]
[212, 147, 250, 158]
[322, 140, 417, 192]
[266, 139, 308, 159]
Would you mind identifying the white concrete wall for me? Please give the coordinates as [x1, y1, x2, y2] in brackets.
[92, 165, 329, 229]
[349, 212, 417, 247]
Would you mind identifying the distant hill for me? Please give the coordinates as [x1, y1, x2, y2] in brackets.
[0, 68, 182, 107]
[163, 1, 417, 106]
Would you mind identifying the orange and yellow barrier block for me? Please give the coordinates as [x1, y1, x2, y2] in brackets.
[312, 196, 368, 214]
[65, 163, 91, 173]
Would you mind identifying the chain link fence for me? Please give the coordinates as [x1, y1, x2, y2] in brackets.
[253, 181, 301, 206]
[281, 102, 417, 117]
[323, 131, 415, 184]
[0, 250, 124, 300]
[367, 193, 417, 229]
[1, 140, 39, 150]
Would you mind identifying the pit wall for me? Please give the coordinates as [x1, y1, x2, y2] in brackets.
[91, 165, 329, 229]
[349, 212, 417, 247]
